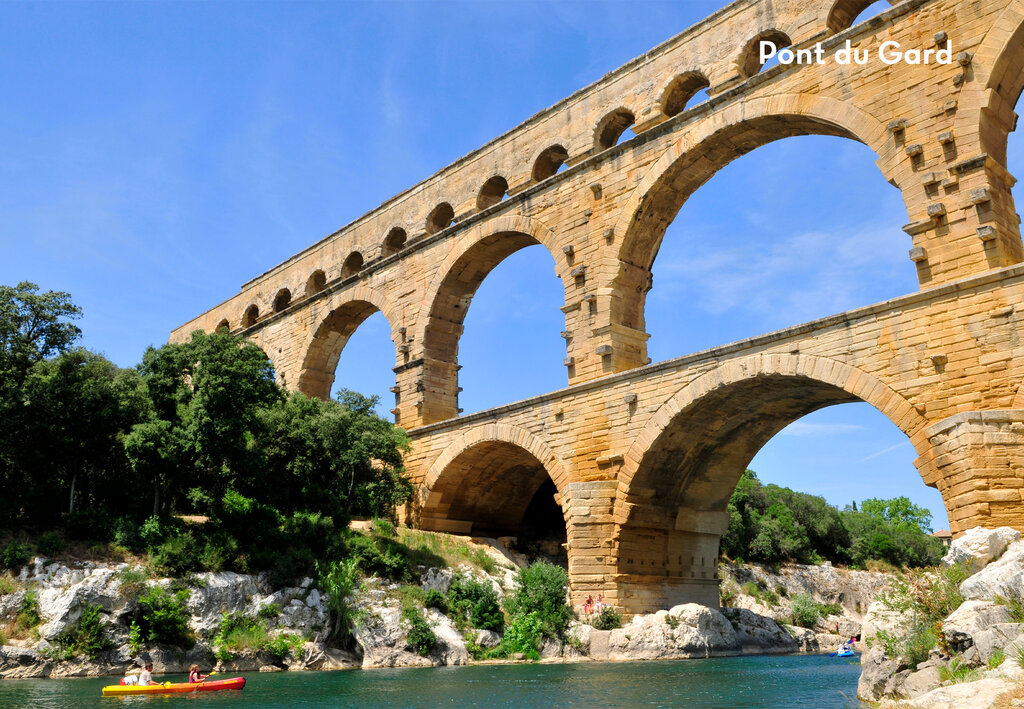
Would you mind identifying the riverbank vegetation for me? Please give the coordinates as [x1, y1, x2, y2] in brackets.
[721, 470, 945, 568]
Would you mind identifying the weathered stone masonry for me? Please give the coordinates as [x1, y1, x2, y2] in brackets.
[172, 0, 1024, 614]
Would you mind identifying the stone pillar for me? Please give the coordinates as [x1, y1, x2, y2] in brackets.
[564, 481, 619, 609]
[915, 410, 1024, 534]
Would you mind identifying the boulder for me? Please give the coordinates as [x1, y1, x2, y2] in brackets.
[425, 609, 469, 666]
[607, 604, 739, 660]
[36, 568, 122, 640]
[185, 572, 267, 636]
[887, 677, 1015, 709]
[564, 623, 591, 657]
[720, 607, 798, 653]
[861, 600, 912, 646]
[419, 568, 453, 594]
[787, 626, 818, 652]
[539, 637, 563, 659]
[858, 644, 903, 702]
[351, 605, 432, 668]
[961, 539, 1024, 603]
[0, 645, 50, 679]
[942, 600, 1013, 657]
[902, 663, 942, 698]
[942, 527, 1021, 573]
[473, 629, 502, 649]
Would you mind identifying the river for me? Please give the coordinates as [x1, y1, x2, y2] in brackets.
[0, 654, 865, 708]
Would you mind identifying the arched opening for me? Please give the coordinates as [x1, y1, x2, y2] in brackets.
[826, 0, 891, 34]
[738, 29, 792, 77]
[382, 227, 407, 257]
[305, 269, 327, 297]
[421, 230, 564, 423]
[241, 304, 259, 328]
[661, 72, 712, 118]
[532, 145, 569, 182]
[419, 440, 566, 558]
[426, 203, 455, 235]
[341, 252, 364, 279]
[595, 108, 636, 150]
[215, 319, 230, 333]
[614, 367, 935, 612]
[273, 288, 291, 313]
[298, 299, 396, 409]
[476, 175, 509, 210]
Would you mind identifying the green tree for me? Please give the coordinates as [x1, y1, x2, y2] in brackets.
[505, 561, 573, 639]
[0, 282, 81, 395]
[859, 497, 933, 534]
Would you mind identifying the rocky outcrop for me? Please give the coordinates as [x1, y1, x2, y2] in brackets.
[941, 527, 1020, 573]
[606, 604, 740, 660]
[720, 607, 798, 654]
[961, 538, 1024, 603]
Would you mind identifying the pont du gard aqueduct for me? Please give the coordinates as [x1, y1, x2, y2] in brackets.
[172, 0, 1024, 614]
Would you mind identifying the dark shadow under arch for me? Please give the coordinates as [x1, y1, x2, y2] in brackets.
[738, 29, 792, 77]
[661, 72, 711, 118]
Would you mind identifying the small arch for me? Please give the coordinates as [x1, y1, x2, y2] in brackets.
[273, 288, 292, 313]
[661, 72, 711, 118]
[341, 252, 364, 279]
[382, 227, 407, 257]
[215, 319, 230, 333]
[738, 29, 793, 78]
[595, 108, 636, 150]
[826, 0, 889, 34]
[532, 145, 569, 182]
[476, 175, 509, 210]
[426, 203, 455, 235]
[305, 269, 327, 297]
[242, 304, 259, 328]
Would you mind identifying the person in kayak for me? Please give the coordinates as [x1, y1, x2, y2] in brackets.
[188, 664, 209, 683]
[139, 662, 160, 686]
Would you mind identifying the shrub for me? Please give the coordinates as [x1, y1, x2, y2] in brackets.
[501, 611, 543, 660]
[817, 602, 843, 617]
[213, 613, 267, 660]
[447, 574, 503, 632]
[592, 607, 622, 630]
[116, 568, 149, 600]
[0, 574, 18, 595]
[2, 542, 30, 571]
[66, 508, 115, 542]
[790, 594, 820, 629]
[403, 606, 437, 657]
[7, 591, 41, 639]
[113, 517, 142, 551]
[345, 532, 409, 581]
[370, 517, 396, 538]
[135, 586, 192, 647]
[504, 561, 572, 639]
[264, 632, 303, 661]
[424, 589, 448, 614]
[938, 656, 982, 684]
[128, 621, 142, 656]
[257, 603, 281, 620]
[36, 532, 64, 558]
[317, 558, 359, 643]
[150, 532, 199, 577]
[52, 603, 112, 661]
[740, 580, 779, 607]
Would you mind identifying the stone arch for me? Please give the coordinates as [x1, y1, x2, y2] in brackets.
[382, 227, 407, 257]
[826, 0, 886, 35]
[341, 252, 364, 279]
[660, 72, 711, 118]
[426, 203, 455, 235]
[273, 288, 292, 313]
[305, 269, 327, 297]
[417, 423, 569, 535]
[532, 144, 570, 182]
[595, 108, 636, 150]
[241, 304, 259, 328]
[417, 214, 563, 424]
[615, 352, 930, 520]
[737, 29, 792, 78]
[608, 95, 893, 337]
[215, 318, 230, 333]
[296, 284, 402, 401]
[477, 175, 509, 210]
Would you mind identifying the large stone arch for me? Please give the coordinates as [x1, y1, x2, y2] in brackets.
[416, 214, 565, 424]
[601, 95, 896, 343]
[608, 352, 932, 613]
[415, 423, 569, 536]
[296, 285, 403, 401]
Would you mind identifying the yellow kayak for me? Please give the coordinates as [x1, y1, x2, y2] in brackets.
[101, 676, 246, 695]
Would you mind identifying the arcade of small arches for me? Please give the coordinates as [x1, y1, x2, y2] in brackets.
[173, 0, 1024, 615]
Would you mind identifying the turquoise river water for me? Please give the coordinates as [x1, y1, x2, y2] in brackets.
[0, 654, 865, 708]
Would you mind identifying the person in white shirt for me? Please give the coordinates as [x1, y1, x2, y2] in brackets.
[139, 662, 159, 686]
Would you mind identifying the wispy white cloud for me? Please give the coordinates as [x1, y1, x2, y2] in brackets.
[860, 441, 911, 462]
[779, 421, 866, 437]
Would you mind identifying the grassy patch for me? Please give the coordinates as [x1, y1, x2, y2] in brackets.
[988, 648, 1005, 670]
[740, 580, 780, 607]
[393, 527, 500, 575]
[994, 595, 1024, 624]
[938, 656, 982, 684]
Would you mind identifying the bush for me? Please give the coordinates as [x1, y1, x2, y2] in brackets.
[592, 606, 622, 630]
[213, 613, 267, 660]
[66, 508, 115, 542]
[790, 594, 820, 629]
[402, 606, 437, 657]
[112, 517, 142, 551]
[345, 532, 409, 581]
[52, 603, 112, 661]
[2, 542, 30, 571]
[424, 589, 448, 614]
[264, 632, 303, 661]
[128, 621, 142, 656]
[257, 603, 281, 620]
[135, 586, 192, 647]
[317, 558, 359, 643]
[447, 574, 502, 632]
[7, 591, 41, 639]
[36, 532, 64, 558]
[501, 611, 543, 660]
[150, 532, 199, 576]
[370, 517, 396, 538]
[116, 568, 148, 600]
[505, 561, 572, 639]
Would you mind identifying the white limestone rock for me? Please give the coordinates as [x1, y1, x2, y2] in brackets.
[942, 527, 1021, 573]
[607, 604, 739, 660]
[720, 607, 798, 653]
[881, 677, 1015, 709]
[419, 567, 453, 594]
[961, 539, 1024, 603]
[474, 629, 502, 649]
[861, 600, 913, 647]
[942, 600, 1014, 657]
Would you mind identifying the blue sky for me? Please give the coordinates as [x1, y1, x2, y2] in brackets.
[4, 0, 1019, 531]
